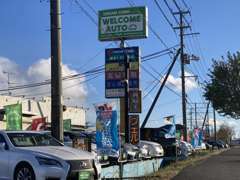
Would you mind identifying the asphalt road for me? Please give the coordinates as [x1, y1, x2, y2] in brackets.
[173, 147, 240, 180]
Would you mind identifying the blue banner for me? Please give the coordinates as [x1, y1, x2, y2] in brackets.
[96, 103, 119, 156]
[164, 116, 176, 139]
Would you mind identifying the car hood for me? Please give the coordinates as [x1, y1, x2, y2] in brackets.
[17, 146, 94, 160]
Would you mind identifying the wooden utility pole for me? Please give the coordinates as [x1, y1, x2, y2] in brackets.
[50, 0, 63, 142]
[174, 10, 190, 141]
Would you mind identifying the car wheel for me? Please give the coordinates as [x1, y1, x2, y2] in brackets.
[14, 163, 35, 180]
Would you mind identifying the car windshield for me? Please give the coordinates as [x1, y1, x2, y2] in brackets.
[7, 133, 63, 147]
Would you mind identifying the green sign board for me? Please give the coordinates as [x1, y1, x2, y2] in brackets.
[63, 119, 71, 131]
[99, 6, 148, 41]
[78, 171, 90, 180]
[5, 104, 22, 131]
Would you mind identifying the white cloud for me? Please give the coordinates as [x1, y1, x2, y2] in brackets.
[165, 71, 198, 92]
[0, 57, 88, 105]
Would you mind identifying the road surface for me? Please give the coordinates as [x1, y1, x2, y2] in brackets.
[173, 147, 240, 180]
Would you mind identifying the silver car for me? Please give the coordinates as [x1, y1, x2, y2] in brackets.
[0, 131, 99, 180]
[139, 140, 164, 157]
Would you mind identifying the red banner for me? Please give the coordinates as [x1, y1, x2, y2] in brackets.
[31, 117, 46, 131]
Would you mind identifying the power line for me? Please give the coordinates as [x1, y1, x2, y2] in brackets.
[154, 0, 175, 30]
[73, 0, 97, 25]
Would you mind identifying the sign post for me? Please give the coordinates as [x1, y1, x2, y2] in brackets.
[99, 7, 147, 172]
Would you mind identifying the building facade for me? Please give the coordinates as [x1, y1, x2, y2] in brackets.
[0, 96, 86, 130]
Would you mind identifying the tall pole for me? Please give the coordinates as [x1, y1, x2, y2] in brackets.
[213, 107, 217, 142]
[190, 107, 193, 130]
[119, 40, 130, 143]
[50, 0, 63, 142]
[180, 11, 187, 141]
[195, 103, 197, 128]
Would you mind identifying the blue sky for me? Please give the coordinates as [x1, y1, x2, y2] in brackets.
[0, 1, 239, 136]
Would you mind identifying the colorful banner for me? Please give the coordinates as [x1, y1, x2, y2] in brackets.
[164, 115, 176, 138]
[5, 104, 22, 131]
[105, 47, 140, 98]
[63, 119, 72, 131]
[188, 128, 203, 148]
[95, 103, 119, 156]
[31, 117, 46, 131]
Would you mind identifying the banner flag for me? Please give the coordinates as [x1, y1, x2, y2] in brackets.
[95, 103, 119, 156]
[164, 115, 176, 138]
[63, 119, 72, 131]
[5, 104, 22, 131]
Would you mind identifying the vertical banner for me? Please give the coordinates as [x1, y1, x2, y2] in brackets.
[5, 104, 22, 131]
[164, 115, 176, 138]
[129, 115, 139, 145]
[31, 117, 46, 131]
[95, 103, 119, 156]
[63, 119, 72, 131]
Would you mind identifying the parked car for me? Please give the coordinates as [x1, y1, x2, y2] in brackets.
[194, 142, 207, 151]
[123, 143, 140, 161]
[177, 140, 193, 157]
[207, 140, 224, 149]
[138, 144, 151, 159]
[217, 140, 229, 148]
[0, 131, 100, 180]
[204, 142, 213, 150]
[139, 140, 164, 157]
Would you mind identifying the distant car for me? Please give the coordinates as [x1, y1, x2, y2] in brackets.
[139, 140, 164, 157]
[194, 142, 207, 151]
[177, 140, 192, 156]
[207, 140, 224, 149]
[0, 131, 99, 180]
[217, 140, 229, 148]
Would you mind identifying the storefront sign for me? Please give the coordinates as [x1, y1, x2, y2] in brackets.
[105, 47, 140, 98]
[99, 7, 148, 41]
[129, 115, 139, 145]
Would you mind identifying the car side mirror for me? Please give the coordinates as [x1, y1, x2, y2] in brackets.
[0, 143, 6, 151]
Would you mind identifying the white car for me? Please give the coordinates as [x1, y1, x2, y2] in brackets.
[139, 140, 164, 157]
[0, 131, 99, 180]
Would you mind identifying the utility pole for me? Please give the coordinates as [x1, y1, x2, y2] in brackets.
[194, 103, 197, 128]
[50, 0, 63, 142]
[213, 107, 217, 142]
[174, 11, 190, 141]
[3, 71, 14, 95]
[189, 107, 193, 130]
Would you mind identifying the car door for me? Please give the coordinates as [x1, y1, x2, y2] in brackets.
[0, 134, 9, 179]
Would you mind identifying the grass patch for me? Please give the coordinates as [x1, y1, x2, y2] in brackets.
[149, 150, 224, 180]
